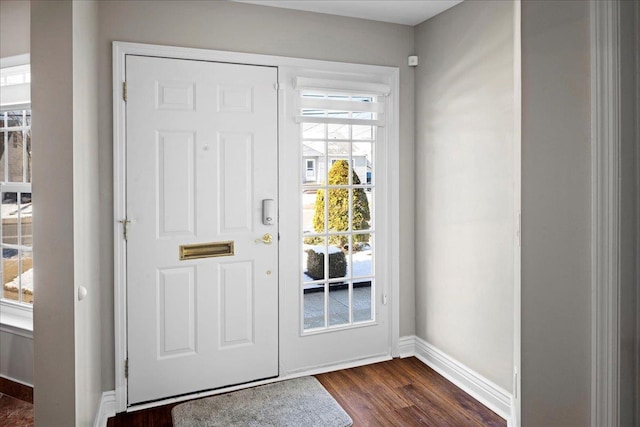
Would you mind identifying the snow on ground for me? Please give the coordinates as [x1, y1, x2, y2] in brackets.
[1, 202, 33, 219]
[4, 267, 33, 293]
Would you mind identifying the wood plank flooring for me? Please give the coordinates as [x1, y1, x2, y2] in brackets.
[108, 357, 506, 427]
[316, 357, 505, 427]
[0, 378, 34, 427]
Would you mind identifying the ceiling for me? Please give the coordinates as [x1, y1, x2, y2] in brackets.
[232, 0, 464, 26]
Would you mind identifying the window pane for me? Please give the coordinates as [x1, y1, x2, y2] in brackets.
[0, 140, 5, 182]
[20, 248, 33, 304]
[5, 111, 23, 127]
[19, 192, 33, 246]
[327, 142, 350, 161]
[328, 283, 350, 326]
[302, 122, 325, 140]
[304, 189, 325, 233]
[2, 248, 19, 302]
[351, 188, 371, 234]
[353, 142, 372, 185]
[328, 123, 349, 140]
[327, 188, 350, 233]
[352, 125, 373, 141]
[305, 242, 346, 280]
[24, 132, 32, 183]
[353, 282, 372, 323]
[2, 192, 19, 245]
[304, 286, 325, 330]
[7, 131, 24, 182]
[302, 141, 325, 184]
[350, 237, 372, 277]
[303, 237, 325, 283]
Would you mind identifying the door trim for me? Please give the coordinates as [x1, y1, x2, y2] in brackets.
[589, 1, 625, 425]
[112, 41, 400, 412]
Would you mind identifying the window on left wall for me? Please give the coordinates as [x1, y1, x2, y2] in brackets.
[1, 62, 33, 306]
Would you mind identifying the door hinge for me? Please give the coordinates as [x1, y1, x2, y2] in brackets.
[382, 293, 388, 305]
[125, 358, 129, 379]
[123, 81, 127, 102]
[274, 82, 280, 91]
[119, 218, 131, 241]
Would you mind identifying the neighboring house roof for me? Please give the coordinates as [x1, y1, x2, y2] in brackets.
[302, 144, 324, 157]
[303, 142, 372, 160]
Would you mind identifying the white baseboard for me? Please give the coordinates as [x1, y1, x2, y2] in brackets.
[400, 335, 513, 425]
[94, 390, 116, 427]
[398, 335, 416, 357]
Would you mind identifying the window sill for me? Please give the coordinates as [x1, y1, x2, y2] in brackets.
[0, 301, 33, 338]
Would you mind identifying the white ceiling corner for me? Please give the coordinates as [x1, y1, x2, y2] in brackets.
[232, 0, 464, 26]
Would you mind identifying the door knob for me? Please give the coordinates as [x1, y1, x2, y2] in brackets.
[255, 233, 273, 245]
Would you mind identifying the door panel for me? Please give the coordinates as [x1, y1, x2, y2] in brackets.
[126, 55, 278, 405]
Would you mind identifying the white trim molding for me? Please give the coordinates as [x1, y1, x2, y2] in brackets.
[0, 301, 33, 338]
[398, 335, 416, 358]
[400, 335, 513, 425]
[590, 1, 622, 426]
[93, 391, 116, 427]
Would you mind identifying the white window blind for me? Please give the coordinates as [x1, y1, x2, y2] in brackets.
[295, 77, 388, 127]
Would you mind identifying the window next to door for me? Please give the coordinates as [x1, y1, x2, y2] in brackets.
[297, 87, 383, 332]
[0, 58, 34, 334]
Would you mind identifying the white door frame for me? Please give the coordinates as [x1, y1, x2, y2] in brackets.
[590, 1, 621, 424]
[112, 41, 400, 412]
[590, 0, 639, 425]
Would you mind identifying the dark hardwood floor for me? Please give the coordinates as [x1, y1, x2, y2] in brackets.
[0, 378, 34, 427]
[316, 357, 505, 427]
[108, 357, 506, 427]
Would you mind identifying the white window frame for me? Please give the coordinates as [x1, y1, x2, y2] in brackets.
[0, 54, 33, 335]
[112, 41, 399, 412]
[297, 87, 380, 333]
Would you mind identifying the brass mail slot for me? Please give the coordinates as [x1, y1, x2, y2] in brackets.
[179, 241, 234, 260]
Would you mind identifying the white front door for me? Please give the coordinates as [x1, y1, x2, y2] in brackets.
[125, 55, 278, 405]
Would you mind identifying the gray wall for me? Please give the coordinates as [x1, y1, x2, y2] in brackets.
[31, 1, 76, 425]
[414, 0, 515, 392]
[521, 1, 591, 426]
[0, 330, 32, 385]
[619, 1, 640, 425]
[32, 1, 103, 425]
[97, 0, 416, 391]
[0, 0, 29, 58]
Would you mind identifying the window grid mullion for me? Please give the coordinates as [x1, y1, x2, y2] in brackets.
[3, 112, 8, 182]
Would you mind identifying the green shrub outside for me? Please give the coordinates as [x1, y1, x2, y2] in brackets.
[312, 160, 370, 247]
[306, 247, 347, 280]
